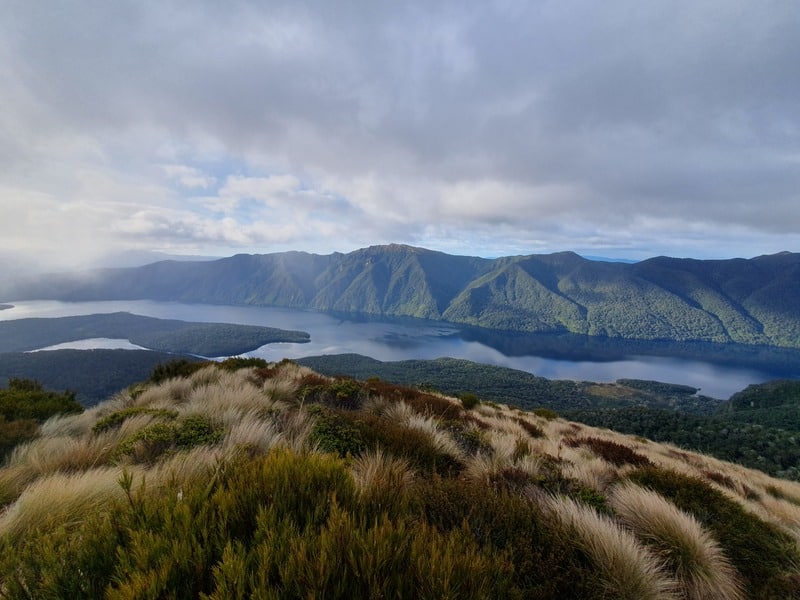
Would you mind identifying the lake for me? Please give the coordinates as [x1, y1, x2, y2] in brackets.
[2, 299, 798, 399]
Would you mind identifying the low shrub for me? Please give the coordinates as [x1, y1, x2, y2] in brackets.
[307, 405, 366, 457]
[114, 415, 222, 463]
[565, 436, 652, 468]
[149, 359, 209, 384]
[92, 407, 179, 434]
[532, 407, 559, 420]
[218, 357, 269, 371]
[459, 392, 480, 410]
[514, 417, 545, 438]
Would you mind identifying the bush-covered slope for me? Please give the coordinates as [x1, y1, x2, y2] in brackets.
[7, 245, 800, 348]
[0, 349, 204, 405]
[1, 360, 799, 598]
[716, 380, 800, 430]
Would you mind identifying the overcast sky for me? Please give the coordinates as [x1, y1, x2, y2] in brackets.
[2, 1, 799, 269]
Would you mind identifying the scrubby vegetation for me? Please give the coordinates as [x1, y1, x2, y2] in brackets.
[0, 378, 82, 458]
[1, 360, 799, 598]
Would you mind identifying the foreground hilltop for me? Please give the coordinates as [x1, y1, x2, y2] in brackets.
[1, 359, 800, 598]
[7, 244, 800, 348]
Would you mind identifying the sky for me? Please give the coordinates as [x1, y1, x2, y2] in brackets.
[2, 1, 799, 271]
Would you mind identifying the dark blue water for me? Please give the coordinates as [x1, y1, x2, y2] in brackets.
[2, 300, 797, 399]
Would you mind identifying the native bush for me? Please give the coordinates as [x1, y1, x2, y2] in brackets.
[92, 407, 179, 433]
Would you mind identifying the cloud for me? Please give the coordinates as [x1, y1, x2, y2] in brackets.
[1, 0, 799, 266]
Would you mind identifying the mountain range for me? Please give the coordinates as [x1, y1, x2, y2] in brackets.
[6, 244, 800, 348]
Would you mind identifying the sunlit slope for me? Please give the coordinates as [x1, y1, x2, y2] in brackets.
[8, 245, 800, 347]
[1, 360, 799, 598]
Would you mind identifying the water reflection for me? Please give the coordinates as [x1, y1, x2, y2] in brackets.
[2, 300, 798, 399]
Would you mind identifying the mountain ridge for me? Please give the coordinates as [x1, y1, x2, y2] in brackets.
[5, 245, 800, 348]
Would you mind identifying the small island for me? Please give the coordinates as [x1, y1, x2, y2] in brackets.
[0, 304, 12, 311]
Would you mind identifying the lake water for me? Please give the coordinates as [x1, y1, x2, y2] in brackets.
[2, 299, 798, 399]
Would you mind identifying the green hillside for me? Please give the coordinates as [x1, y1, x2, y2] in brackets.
[7, 245, 800, 348]
[1, 360, 799, 598]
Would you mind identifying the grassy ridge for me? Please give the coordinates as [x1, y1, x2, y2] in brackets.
[1, 360, 799, 598]
[299, 354, 800, 480]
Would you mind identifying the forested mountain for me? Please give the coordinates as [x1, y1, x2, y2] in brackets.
[6, 245, 800, 348]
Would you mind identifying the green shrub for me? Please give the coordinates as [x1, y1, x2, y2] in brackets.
[218, 356, 269, 371]
[114, 416, 222, 463]
[92, 407, 179, 433]
[0, 378, 83, 422]
[307, 405, 366, 457]
[0, 416, 38, 459]
[149, 359, 209, 384]
[412, 477, 600, 598]
[459, 392, 480, 410]
[532, 407, 559, 420]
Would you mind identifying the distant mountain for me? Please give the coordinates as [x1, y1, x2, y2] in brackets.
[6, 244, 800, 348]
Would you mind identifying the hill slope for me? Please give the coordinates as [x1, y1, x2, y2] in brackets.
[1, 360, 799, 598]
[6, 245, 800, 348]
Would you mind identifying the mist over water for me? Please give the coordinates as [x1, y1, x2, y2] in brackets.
[1, 300, 795, 399]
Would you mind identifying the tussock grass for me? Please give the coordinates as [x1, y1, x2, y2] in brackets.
[279, 407, 314, 453]
[5, 360, 800, 597]
[146, 445, 224, 491]
[382, 400, 416, 424]
[188, 363, 223, 386]
[223, 412, 282, 453]
[0, 467, 126, 541]
[406, 414, 464, 461]
[261, 376, 298, 405]
[40, 398, 126, 437]
[563, 457, 618, 493]
[184, 384, 273, 424]
[350, 448, 414, 518]
[6, 432, 120, 475]
[544, 495, 679, 599]
[611, 482, 744, 600]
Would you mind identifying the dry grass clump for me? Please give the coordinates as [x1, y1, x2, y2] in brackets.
[543, 495, 679, 599]
[188, 363, 223, 386]
[6, 431, 121, 476]
[406, 414, 464, 461]
[261, 376, 298, 405]
[40, 397, 127, 438]
[610, 482, 744, 600]
[146, 445, 224, 491]
[350, 448, 414, 495]
[562, 457, 618, 493]
[382, 400, 416, 423]
[0, 467, 127, 541]
[277, 407, 314, 453]
[184, 383, 273, 425]
[223, 411, 282, 453]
